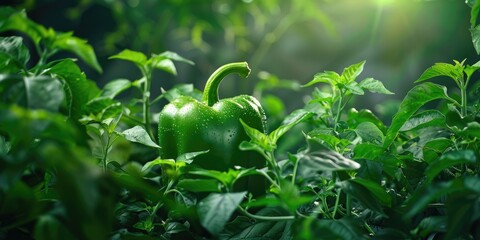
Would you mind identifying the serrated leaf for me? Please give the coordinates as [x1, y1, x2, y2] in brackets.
[109, 49, 147, 66]
[121, 126, 159, 148]
[399, 110, 445, 132]
[197, 192, 246, 235]
[53, 32, 102, 72]
[358, 78, 393, 94]
[101, 79, 131, 99]
[384, 83, 452, 148]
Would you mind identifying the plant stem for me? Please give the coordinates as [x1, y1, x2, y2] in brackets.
[102, 134, 111, 174]
[141, 67, 154, 140]
[461, 85, 468, 117]
[266, 151, 282, 187]
[333, 90, 343, 132]
[332, 188, 341, 219]
[291, 155, 300, 185]
[346, 194, 351, 216]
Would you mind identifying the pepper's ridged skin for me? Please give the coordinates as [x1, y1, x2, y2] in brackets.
[158, 62, 267, 196]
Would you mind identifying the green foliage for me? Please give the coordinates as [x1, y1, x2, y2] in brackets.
[1, 5, 480, 240]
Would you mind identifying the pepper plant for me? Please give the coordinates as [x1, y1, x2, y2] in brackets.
[1, 4, 480, 240]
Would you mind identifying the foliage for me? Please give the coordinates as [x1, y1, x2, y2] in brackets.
[1, 5, 480, 240]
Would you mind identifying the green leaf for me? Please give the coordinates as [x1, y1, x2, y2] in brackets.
[187, 168, 233, 186]
[34, 215, 75, 240]
[353, 143, 385, 160]
[0, 135, 11, 156]
[399, 110, 445, 132]
[141, 158, 175, 173]
[415, 62, 463, 83]
[302, 217, 369, 240]
[0, 104, 78, 146]
[358, 78, 393, 94]
[303, 71, 340, 87]
[412, 216, 447, 238]
[269, 109, 313, 143]
[47, 59, 100, 119]
[221, 210, 293, 239]
[444, 191, 477, 240]
[149, 51, 194, 75]
[109, 49, 147, 66]
[350, 178, 391, 207]
[155, 84, 198, 103]
[197, 192, 246, 235]
[343, 81, 364, 95]
[403, 179, 460, 219]
[101, 79, 131, 99]
[157, 51, 194, 65]
[298, 137, 361, 172]
[121, 126, 159, 148]
[177, 179, 221, 192]
[0, 7, 48, 45]
[176, 150, 209, 163]
[0, 36, 29, 72]
[384, 83, 452, 148]
[464, 176, 480, 194]
[337, 180, 385, 214]
[422, 138, 453, 164]
[83, 97, 116, 116]
[355, 122, 384, 145]
[53, 32, 102, 72]
[150, 57, 177, 75]
[425, 150, 477, 183]
[471, 0, 480, 27]
[347, 108, 386, 132]
[341, 60, 366, 83]
[240, 119, 275, 152]
[308, 128, 343, 149]
[24, 76, 64, 112]
[471, 25, 480, 55]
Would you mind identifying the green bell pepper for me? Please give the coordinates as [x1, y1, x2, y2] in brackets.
[158, 62, 266, 196]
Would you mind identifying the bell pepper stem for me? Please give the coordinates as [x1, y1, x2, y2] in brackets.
[202, 62, 251, 106]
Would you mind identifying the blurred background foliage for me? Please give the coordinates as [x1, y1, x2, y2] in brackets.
[2, 0, 477, 116]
